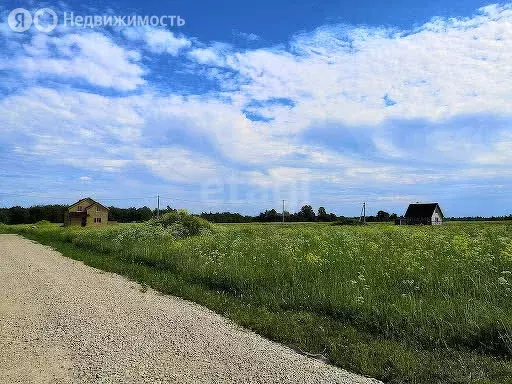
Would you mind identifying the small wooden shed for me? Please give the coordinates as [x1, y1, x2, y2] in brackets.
[401, 203, 444, 225]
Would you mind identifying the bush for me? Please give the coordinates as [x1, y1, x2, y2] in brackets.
[151, 210, 212, 236]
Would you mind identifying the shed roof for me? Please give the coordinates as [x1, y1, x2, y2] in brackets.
[405, 203, 443, 218]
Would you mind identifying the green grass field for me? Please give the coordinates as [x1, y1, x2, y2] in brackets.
[2, 221, 512, 383]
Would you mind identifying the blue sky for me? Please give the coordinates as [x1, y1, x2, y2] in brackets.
[0, 1, 511, 216]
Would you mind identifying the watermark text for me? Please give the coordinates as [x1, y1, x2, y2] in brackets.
[7, 8, 186, 33]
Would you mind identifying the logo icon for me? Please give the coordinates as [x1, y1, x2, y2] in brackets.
[7, 8, 58, 33]
[8, 8, 32, 32]
[33, 8, 58, 33]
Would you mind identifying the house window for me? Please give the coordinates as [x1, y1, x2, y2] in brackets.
[94, 217, 102, 223]
[77, 206, 83, 212]
[96, 206, 100, 212]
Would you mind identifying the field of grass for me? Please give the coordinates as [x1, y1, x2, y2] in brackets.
[2, 221, 512, 383]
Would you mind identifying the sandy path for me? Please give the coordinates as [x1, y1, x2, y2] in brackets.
[0, 234, 380, 384]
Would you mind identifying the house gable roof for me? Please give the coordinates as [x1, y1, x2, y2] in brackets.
[84, 201, 109, 211]
[405, 203, 443, 218]
[68, 197, 109, 211]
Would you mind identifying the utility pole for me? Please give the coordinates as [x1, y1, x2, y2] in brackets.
[157, 195, 160, 218]
[282, 200, 286, 223]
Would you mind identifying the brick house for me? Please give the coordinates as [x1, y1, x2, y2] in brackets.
[63, 198, 109, 227]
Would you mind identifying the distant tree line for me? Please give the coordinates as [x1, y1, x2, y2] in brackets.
[109, 205, 190, 223]
[1, 204, 511, 225]
[0, 205, 68, 225]
[0, 205, 158, 225]
[254, 205, 336, 222]
[445, 215, 512, 222]
[107, 206, 153, 223]
[199, 212, 255, 223]
[201, 206, 399, 223]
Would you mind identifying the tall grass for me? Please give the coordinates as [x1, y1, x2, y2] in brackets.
[3, 221, 512, 383]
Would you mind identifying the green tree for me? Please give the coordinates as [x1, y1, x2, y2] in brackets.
[8, 206, 29, 224]
[377, 210, 391, 222]
[0, 209, 8, 224]
[299, 205, 316, 222]
[317, 206, 330, 222]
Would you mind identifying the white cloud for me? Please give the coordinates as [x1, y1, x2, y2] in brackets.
[135, 147, 222, 183]
[9, 32, 146, 91]
[235, 31, 261, 41]
[187, 4, 512, 129]
[471, 132, 512, 165]
[2, 81, 511, 193]
[2, 3, 512, 212]
[188, 47, 226, 66]
[124, 27, 191, 55]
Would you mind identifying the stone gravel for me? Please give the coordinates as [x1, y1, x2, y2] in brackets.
[0, 234, 381, 384]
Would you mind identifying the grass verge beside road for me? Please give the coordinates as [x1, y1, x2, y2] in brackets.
[2, 222, 512, 383]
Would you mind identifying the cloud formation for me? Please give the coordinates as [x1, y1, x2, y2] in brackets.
[0, 3, 511, 214]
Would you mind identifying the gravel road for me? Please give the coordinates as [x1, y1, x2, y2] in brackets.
[0, 234, 380, 384]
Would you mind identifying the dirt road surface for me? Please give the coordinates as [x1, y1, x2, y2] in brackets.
[0, 234, 380, 384]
